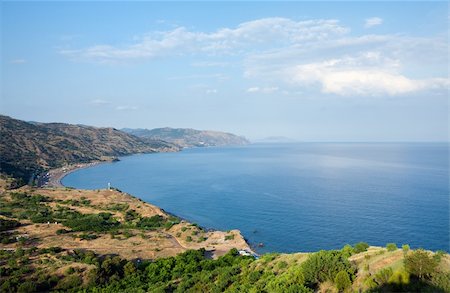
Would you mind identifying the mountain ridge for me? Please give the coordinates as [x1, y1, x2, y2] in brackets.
[0, 115, 179, 185]
[122, 127, 250, 147]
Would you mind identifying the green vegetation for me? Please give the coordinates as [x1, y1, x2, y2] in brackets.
[1, 244, 447, 292]
[354, 241, 369, 253]
[404, 249, 438, 280]
[386, 242, 398, 251]
[225, 234, 235, 240]
[301, 249, 355, 287]
[0, 218, 20, 232]
[334, 270, 351, 292]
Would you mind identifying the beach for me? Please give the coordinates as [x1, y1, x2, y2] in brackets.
[42, 161, 103, 188]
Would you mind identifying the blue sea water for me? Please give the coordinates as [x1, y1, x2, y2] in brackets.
[63, 143, 449, 253]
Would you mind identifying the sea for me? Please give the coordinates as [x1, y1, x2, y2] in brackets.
[62, 143, 449, 253]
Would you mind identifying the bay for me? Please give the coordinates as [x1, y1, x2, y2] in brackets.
[62, 143, 449, 253]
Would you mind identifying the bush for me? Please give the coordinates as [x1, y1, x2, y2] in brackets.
[334, 270, 351, 292]
[301, 250, 355, 286]
[354, 242, 369, 253]
[374, 267, 393, 285]
[17, 281, 36, 293]
[402, 244, 410, 255]
[225, 234, 235, 240]
[64, 213, 119, 232]
[388, 269, 409, 285]
[386, 243, 397, 251]
[404, 249, 438, 280]
[431, 272, 450, 292]
[55, 275, 82, 290]
[341, 244, 354, 257]
[0, 218, 20, 231]
[136, 215, 165, 230]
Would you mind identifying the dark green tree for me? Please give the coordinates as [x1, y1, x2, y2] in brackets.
[334, 270, 351, 292]
[404, 249, 438, 280]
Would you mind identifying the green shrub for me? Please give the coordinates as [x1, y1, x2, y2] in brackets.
[341, 244, 354, 257]
[0, 218, 20, 231]
[56, 274, 82, 290]
[334, 270, 351, 292]
[225, 234, 235, 240]
[186, 236, 192, 242]
[388, 269, 409, 285]
[17, 281, 36, 293]
[64, 213, 119, 232]
[136, 215, 165, 230]
[374, 267, 393, 285]
[402, 244, 410, 255]
[354, 242, 369, 253]
[404, 249, 438, 280]
[277, 260, 288, 269]
[431, 272, 450, 292]
[386, 243, 397, 251]
[301, 250, 354, 286]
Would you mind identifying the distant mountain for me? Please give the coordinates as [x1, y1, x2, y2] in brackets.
[0, 115, 179, 184]
[122, 127, 250, 148]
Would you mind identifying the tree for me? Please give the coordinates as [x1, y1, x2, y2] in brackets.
[374, 267, 393, 285]
[341, 244, 354, 257]
[354, 242, 369, 253]
[404, 249, 438, 280]
[386, 243, 397, 251]
[301, 250, 354, 286]
[334, 270, 351, 292]
[402, 244, 410, 256]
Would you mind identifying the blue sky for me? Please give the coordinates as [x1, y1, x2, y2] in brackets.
[1, 1, 448, 141]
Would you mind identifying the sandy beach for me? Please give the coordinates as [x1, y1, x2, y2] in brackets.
[42, 161, 104, 188]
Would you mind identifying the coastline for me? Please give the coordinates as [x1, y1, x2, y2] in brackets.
[40, 159, 256, 257]
[44, 161, 106, 188]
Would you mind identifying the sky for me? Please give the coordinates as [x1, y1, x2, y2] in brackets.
[1, 1, 449, 141]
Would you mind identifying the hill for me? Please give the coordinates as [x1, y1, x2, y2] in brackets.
[0, 115, 179, 185]
[122, 127, 250, 148]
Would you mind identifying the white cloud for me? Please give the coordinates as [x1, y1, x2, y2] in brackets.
[191, 61, 229, 67]
[286, 54, 448, 96]
[60, 17, 348, 62]
[89, 99, 111, 105]
[247, 86, 279, 94]
[365, 17, 383, 28]
[116, 105, 138, 111]
[10, 59, 26, 64]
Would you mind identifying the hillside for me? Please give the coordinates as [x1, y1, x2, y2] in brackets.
[122, 127, 250, 148]
[0, 182, 448, 292]
[0, 115, 179, 185]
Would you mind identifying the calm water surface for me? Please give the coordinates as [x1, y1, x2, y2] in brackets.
[63, 143, 449, 253]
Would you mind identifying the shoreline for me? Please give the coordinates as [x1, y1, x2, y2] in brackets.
[41, 159, 257, 256]
[44, 161, 107, 188]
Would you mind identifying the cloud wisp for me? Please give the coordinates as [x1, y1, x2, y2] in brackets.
[364, 17, 383, 28]
[61, 17, 448, 97]
[60, 18, 348, 63]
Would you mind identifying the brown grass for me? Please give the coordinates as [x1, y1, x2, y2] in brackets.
[1, 186, 251, 260]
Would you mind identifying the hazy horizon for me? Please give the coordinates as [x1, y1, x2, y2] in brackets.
[1, 2, 448, 142]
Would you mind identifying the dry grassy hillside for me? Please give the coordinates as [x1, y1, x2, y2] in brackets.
[0, 115, 179, 184]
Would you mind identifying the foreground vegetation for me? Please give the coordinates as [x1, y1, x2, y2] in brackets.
[0, 244, 448, 292]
